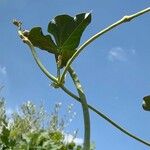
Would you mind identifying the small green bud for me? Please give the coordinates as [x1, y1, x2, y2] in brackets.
[12, 19, 22, 28]
[142, 95, 150, 111]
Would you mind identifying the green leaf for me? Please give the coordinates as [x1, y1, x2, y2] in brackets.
[0, 126, 10, 146]
[48, 13, 91, 50]
[28, 27, 58, 54]
[28, 13, 91, 68]
[142, 95, 150, 111]
[48, 12, 91, 67]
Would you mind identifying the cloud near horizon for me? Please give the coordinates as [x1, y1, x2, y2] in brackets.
[64, 133, 83, 145]
[6, 107, 13, 116]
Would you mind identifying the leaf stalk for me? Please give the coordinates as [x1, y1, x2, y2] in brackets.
[68, 67, 90, 150]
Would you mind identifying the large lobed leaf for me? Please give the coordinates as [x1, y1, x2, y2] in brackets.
[142, 95, 150, 111]
[48, 13, 91, 51]
[28, 13, 91, 68]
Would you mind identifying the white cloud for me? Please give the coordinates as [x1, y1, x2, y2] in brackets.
[64, 133, 83, 145]
[0, 66, 7, 75]
[73, 137, 83, 145]
[108, 47, 127, 62]
[108, 47, 136, 62]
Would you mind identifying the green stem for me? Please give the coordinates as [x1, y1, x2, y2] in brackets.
[18, 30, 58, 83]
[57, 63, 61, 81]
[61, 85, 150, 147]
[68, 67, 90, 150]
[18, 30, 90, 149]
[60, 7, 150, 84]
[17, 29, 150, 147]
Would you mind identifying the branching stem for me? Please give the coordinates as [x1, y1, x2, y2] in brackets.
[18, 31, 91, 149]
[18, 30, 58, 84]
[61, 85, 150, 147]
[59, 7, 150, 84]
[18, 30, 150, 147]
[16, 7, 150, 147]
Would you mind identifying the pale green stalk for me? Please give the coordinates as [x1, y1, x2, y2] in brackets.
[18, 30, 91, 149]
[59, 7, 150, 84]
[17, 23, 150, 147]
[19, 31, 150, 147]
[68, 67, 90, 150]
[18, 30, 57, 83]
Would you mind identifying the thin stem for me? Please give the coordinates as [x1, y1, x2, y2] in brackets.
[16, 25, 150, 147]
[57, 63, 61, 81]
[61, 85, 79, 100]
[18, 30, 58, 83]
[68, 67, 90, 150]
[60, 85, 150, 147]
[60, 7, 150, 84]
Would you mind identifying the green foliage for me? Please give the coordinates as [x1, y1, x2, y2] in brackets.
[0, 95, 16, 149]
[142, 96, 150, 111]
[28, 27, 57, 54]
[28, 13, 91, 68]
[13, 8, 150, 149]
[0, 98, 89, 150]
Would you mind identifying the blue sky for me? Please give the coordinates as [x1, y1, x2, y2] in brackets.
[0, 0, 150, 149]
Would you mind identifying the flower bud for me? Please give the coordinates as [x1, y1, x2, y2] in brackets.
[142, 95, 150, 111]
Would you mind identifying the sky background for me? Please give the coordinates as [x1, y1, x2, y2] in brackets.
[0, 0, 150, 149]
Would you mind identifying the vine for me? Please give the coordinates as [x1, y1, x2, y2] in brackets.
[14, 7, 150, 149]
